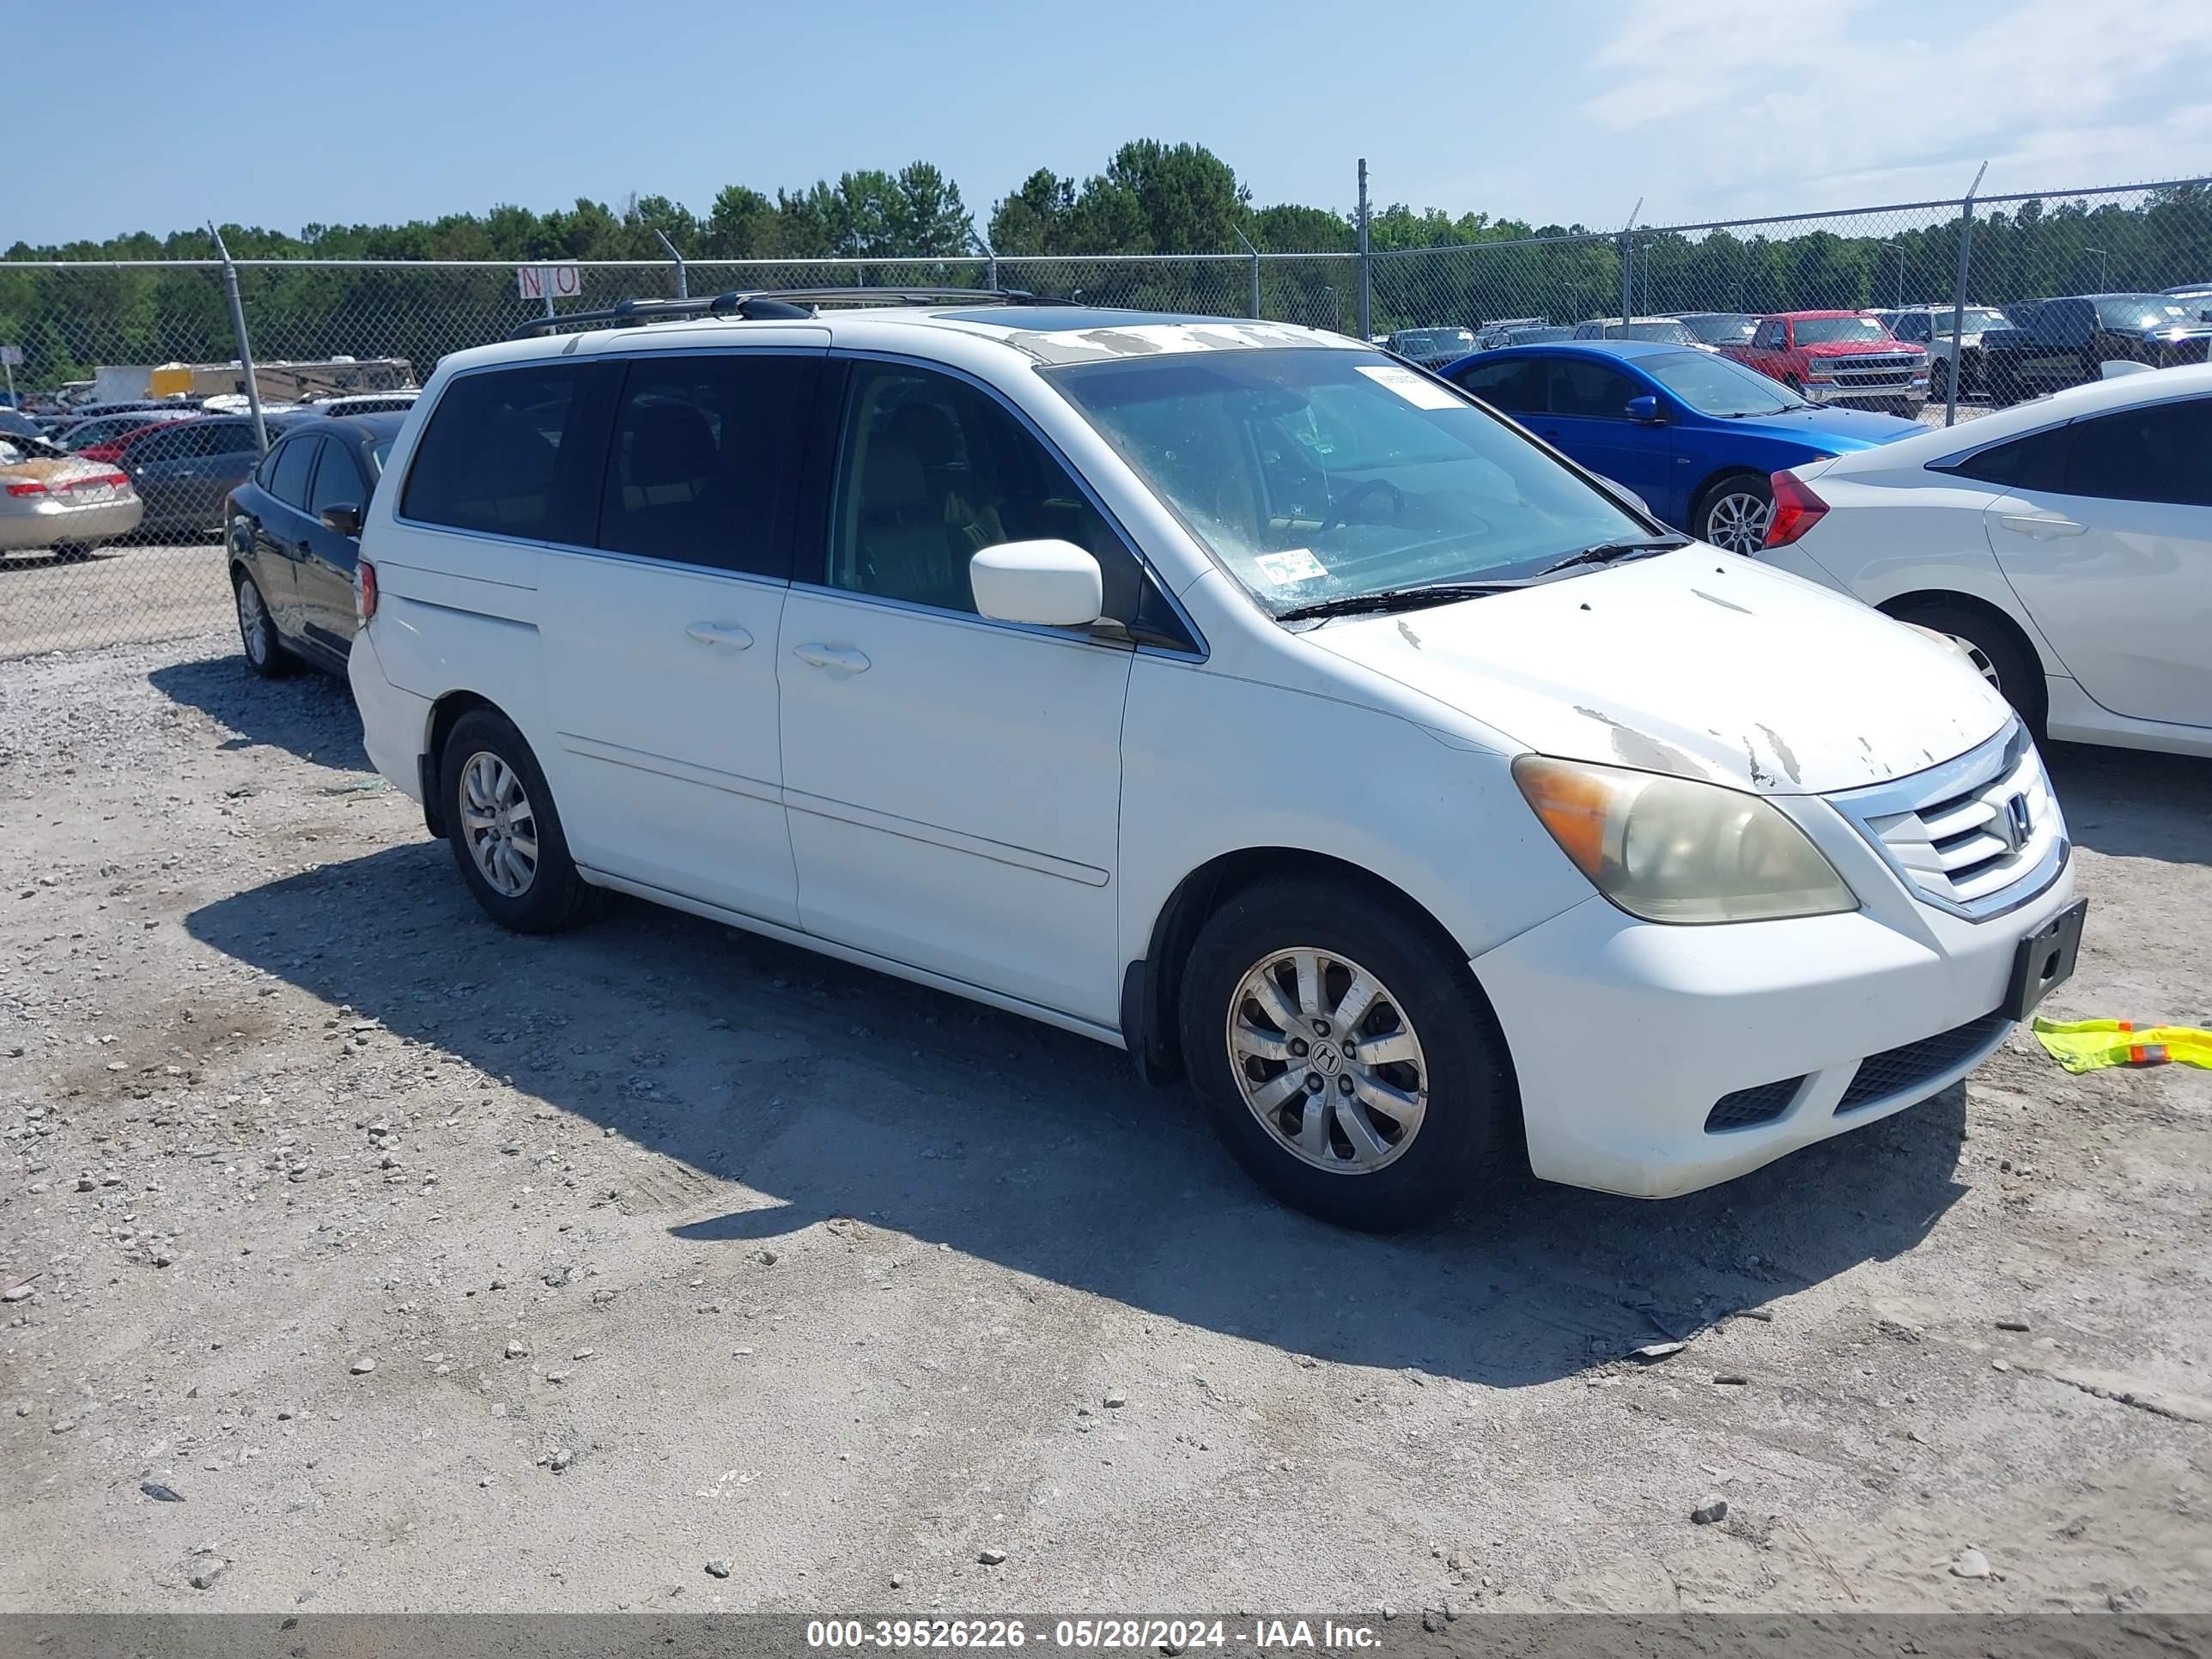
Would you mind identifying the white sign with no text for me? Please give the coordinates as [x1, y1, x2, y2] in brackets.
[516, 264, 581, 301]
[0, 345, 21, 367]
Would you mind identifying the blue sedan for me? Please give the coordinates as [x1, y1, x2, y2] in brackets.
[1441, 340, 1921, 552]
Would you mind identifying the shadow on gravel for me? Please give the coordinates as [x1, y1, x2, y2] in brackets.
[149, 653, 368, 771]
[2045, 741, 2212, 866]
[190, 842, 1969, 1389]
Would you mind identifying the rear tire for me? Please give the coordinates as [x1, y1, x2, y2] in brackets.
[234, 568, 299, 679]
[1178, 877, 1518, 1231]
[1892, 597, 2047, 738]
[1694, 471, 1774, 554]
[439, 708, 602, 934]
[51, 543, 93, 563]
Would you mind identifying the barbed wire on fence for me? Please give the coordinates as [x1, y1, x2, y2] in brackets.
[3, 175, 2208, 657]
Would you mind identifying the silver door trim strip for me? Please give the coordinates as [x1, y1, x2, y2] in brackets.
[555, 732, 782, 806]
[782, 786, 1110, 889]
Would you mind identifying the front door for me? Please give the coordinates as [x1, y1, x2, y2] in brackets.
[776, 359, 1137, 1025]
[297, 432, 371, 656]
[1534, 356, 1674, 513]
[1983, 392, 2212, 727]
[535, 340, 828, 927]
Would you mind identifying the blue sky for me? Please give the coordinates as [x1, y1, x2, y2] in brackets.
[22, 0, 2212, 247]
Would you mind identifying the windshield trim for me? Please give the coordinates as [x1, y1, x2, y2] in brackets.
[1039, 346, 1671, 624]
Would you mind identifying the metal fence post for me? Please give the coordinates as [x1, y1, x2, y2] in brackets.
[654, 228, 688, 299]
[1356, 159, 1370, 339]
[983, 243, 998, 293]
[207, 222, 269, 456]
[1235, 231, 1261, 319]
[1620, 198, 1642, 325]
[1945, 162, 1988, 428]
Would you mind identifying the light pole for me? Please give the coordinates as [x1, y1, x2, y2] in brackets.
[1882, 241, 1906, 308]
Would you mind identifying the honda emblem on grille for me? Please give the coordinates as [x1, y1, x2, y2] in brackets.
[2003, 792, 2033, 852]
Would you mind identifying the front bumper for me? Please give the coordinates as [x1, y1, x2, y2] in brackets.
[0, 495, 143, 550]
[1473, 814, 2076, 1199]
[1798, 374, 1929, 405]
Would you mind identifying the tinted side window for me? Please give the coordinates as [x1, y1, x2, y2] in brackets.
[306, 440, 367, 516]
[824, 362, 1140, 621]
[1895, 314, 1929, 342]
[267, 435, 319, 507]
[2059, 399, 2212, 507]
[1753, 321, 1784, 349]
[597, 353, 816, 576]
[1454, 357, 1547, 414]
[1949, 424, 2074, 490]
[1547, 360, 1642, 419]
[402, 363, 614, 544]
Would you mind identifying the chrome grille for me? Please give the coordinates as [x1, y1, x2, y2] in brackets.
[1828, 722, 2067, 920]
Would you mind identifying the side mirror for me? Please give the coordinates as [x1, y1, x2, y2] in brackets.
[970, 539, 1103, 628]
[319, 502, 362, 538]
[1625, 394, 1663, 424]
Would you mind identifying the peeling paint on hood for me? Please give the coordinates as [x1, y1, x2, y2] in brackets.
[1304, 550, 2014, 795]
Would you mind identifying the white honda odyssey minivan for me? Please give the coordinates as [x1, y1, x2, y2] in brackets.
[347, 290, 2085, 1230]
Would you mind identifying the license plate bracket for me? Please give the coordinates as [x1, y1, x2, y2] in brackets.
[2004, 898, 2087, 1021]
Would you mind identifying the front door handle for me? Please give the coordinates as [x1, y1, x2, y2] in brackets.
[792, 642, 870, 675]
[684, 620, 754, 653]
[1998, 514, 2087, 540]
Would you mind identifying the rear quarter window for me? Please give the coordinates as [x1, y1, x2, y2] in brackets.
[401, 363, 616, 545]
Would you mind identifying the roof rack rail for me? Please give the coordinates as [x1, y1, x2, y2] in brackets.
[508, 286, 1074, 339]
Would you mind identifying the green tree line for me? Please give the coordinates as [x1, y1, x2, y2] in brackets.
[3, 140, 2206, 396]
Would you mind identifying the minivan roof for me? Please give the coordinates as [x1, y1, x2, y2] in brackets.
[455, 302, 1352, 377]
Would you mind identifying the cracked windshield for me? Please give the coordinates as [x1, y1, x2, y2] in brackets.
[1048, 349, 1644, 615]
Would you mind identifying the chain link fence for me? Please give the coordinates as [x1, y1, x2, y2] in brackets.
[3, 176, 2207, 658]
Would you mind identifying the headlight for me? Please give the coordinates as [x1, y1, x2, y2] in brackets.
[1513, 755, 1857, 924]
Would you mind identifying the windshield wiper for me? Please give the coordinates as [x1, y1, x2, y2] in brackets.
[1274, 581, 1529, 623]
[1533, 538, 1689, 577]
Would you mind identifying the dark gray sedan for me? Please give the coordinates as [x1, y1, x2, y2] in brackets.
[118, 414, 305, 538]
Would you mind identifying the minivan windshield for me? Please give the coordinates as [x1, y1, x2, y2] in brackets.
[1046, 349, 1649, 617]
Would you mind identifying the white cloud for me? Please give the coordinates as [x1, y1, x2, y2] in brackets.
[1566, 0, 2212, 221]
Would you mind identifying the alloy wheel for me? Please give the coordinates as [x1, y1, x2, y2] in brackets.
[1224, 947, 1429, 1175]
[1948, 634, 2004, 693]
[1704, 490, 1772, 554]
[236, 578, 269, 666]
[459, 750, 539, 898]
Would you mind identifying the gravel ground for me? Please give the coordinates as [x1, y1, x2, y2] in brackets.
[3, 629, 2208, 1618]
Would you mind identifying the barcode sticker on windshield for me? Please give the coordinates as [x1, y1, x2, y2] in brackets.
[1254, 549, 1328, 585]
[1357, 363, 1462, 410]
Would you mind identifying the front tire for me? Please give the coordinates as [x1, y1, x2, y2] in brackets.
[1695, 471, 1774, 554]
[1892, 597, 2047, 738]
[234, 568, 299, 679]
[1179, 877, 1517, 1231]
[439, 708, 601, 933]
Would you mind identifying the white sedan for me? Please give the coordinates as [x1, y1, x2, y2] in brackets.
[1758, 362, 2212, 757]
[0, 434, 143, 558]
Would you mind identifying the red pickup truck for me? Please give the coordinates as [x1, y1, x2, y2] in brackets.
[1721, 312, 1929, 416]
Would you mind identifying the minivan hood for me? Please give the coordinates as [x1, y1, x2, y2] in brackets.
[1304, 550, 2012, 794]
